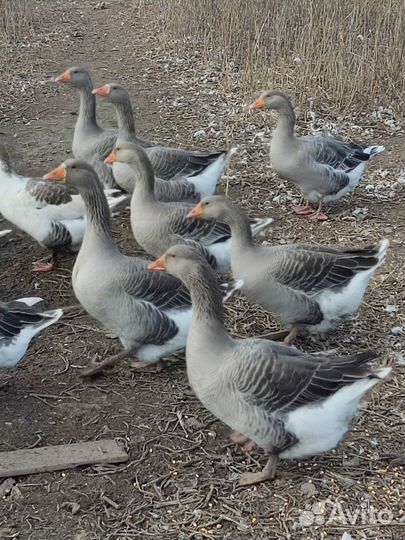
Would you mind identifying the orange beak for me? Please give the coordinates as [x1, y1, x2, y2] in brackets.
[92, 85, 110, 97]
[55, 69, 71, 83]
[104, 149, 116, 164]
[186, 202, 204, 219]
[148, 255, 167, 272]
[251, 96, 265, 111]
[43, 165, 66, 181]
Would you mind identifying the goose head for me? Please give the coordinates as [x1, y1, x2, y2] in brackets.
[43, 159, 99, 193]
[105, 142, 154, 187]
[148, 244, 208, 281]
[187, 195, 235, 223]
[92, 83, 129, 104]
[251, 90, 291, 111]
[0, 143, 12, 174]
[54, 66, 93, 89]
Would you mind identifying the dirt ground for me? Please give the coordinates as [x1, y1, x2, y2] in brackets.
[1, 1, 404, 539]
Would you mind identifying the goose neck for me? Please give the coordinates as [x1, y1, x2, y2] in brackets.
[78, 85, 98, 128]
[114, 100, 136, 137]
[274, 101, 296, 138]
[80, 183, 116, 250]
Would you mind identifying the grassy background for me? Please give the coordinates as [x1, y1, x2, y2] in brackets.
[152, 0, 404, 116]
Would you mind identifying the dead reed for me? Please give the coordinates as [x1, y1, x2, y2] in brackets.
[0, 0, 33, 43]
[151, 0, 404, 115]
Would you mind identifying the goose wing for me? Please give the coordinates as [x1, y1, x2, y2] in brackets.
[300, 135, 367, 172]
[118, 257, 191, 310]
[0, 300, 46, 339]
[26, 179, 74, 207]
[267, 244, 380, 294]
[146, 146, 224, 180]
[231, 340, 376, 415]
[164, 203, 230, 246]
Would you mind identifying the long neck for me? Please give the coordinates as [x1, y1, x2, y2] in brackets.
[80, 181, 117, 251]
[114, 99, 136, 137]
[130, 159, 157, 204]
[225, 206, 254, 252]
[185, 267, 230, 340]
[77, 84, 98, 128]
[274, 100, 296, 138]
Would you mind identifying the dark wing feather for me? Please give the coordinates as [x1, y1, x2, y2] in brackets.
[0, 301, 45, 339]
[26, 180, 73, 206]
[147, 146, 225, 180]
[119, 257, 191, 310]
[232, 340, 376, 415]
[94, 132, 118, 160]
[163, 203, 230, 245]
[302, 136, 368, 171]
[271, 244, 380, 293]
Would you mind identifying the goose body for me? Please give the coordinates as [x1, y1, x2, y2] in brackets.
[110, 159, 199, 202]
[149, 245, 391, 485]
[252, 91, 384, 219]
[0, 144, 126, 271]
[0, 297, 63, 368]
[43, 159, 238, 376]
[190, 196, 388, 342]
[93, 83, 236, 197]
[106, 143, 272, 272]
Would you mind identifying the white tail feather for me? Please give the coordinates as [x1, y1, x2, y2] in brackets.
[364, 145, 385, 156]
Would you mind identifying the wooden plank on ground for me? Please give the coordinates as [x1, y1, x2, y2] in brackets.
[0, 439, 128, 478]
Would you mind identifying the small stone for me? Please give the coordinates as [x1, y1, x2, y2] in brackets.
[300, 481, 318, 497]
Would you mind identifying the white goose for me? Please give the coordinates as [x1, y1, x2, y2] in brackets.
[0, 144, 126, 271]
[0, 297, 63, 368]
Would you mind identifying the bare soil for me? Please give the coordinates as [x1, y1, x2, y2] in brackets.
[0, 2, 404, 539]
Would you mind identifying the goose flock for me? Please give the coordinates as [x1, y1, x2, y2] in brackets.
[0, 66, 392, 485]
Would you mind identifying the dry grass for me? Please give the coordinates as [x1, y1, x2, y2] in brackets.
[0, 0, 33, 43]
[152, 0, 405, 116]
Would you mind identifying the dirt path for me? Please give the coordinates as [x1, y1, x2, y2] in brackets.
[1, 2, 404, 539]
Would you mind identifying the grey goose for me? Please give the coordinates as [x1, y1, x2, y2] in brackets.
[93, 82, 236, 197]
[252, 91, 384, 220]
[148, 245, 391, 485]
[188, 195, 388, 344]
[42, 160, 239, 377]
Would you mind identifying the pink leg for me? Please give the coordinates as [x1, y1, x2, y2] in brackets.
[230, 431, 257, 452]
[130, 360, 164, 372]
[32, 252, 57, 272]
[239, 454, 278, 486]
[32, 261, 56, 272]
[291, 204, 315, 215]
[306, 209, 328, 221]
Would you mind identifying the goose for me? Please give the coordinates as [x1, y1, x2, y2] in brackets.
[0, 143, 126, 272]
[42, 160, 240, 377]
[0, 297, 63, 368]
[104, 141, 200, 202]
[251, 91, 384, 220]
[188, 195, 388, 344]
[54, 66, 150, 188]
[93, 83, 237, 197]
[105, 143, 273, 272]
[148, 244, 391, 485]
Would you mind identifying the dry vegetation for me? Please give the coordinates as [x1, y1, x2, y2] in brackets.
[0, 1, 404, 539]
[154, 0, 405, 115]
[0, 0, 33, 44]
